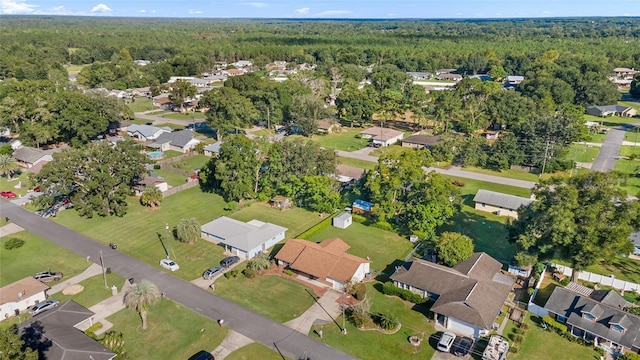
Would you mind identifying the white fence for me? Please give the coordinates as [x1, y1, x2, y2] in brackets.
[527, 266, 549, 317]
[551, 263, 640, 292]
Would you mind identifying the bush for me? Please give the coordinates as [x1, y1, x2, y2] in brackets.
[4, 238, 25, 250]
[620, 353, 640, 360]
[224, 270, 239, 279]
[372, 221, 393, 231]
[559, 277, 570, 286]
[84, 322, 104, 339]
[381, 282, 429, 305]
[352, 283, 367, 300]
[242, 268, 257, 279]
[153, 164, 161, 170]
[542, 315, 567, 335]
[451, 179, 466, 187]
[527, 288, 535, 296]
[509, 344, 520, 354]
[374, 312, 398, 330]
[351, 214, 367, 224]
[284, 269, 295, 276]
[511, 334, 524, 343]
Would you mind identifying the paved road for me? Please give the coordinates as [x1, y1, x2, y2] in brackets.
[591, 127, 627, 172]
[0, 201, 357, 360]
[336, 150, 536, 189]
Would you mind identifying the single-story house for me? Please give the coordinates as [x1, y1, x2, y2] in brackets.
[613, 68, 637, 80]
[275, 238, 370, 291]
[201, 216, 287, 259]
[469, 74, 493, 82]
[19, 300, 116, 360]
[360, 127, 404, 147]
[317, 118, 340, 133]
[390, 252, 514, 338]
[203, 141, 223, 156]
[437, 73, 463, 81]
[505, 75, 525, 85]
[152, 94, 172, 109]
[586, 105, 637, 118]
[436, 68, 457, 75]
[108, 120, 131, 135]
[0, 277, 50, 320]
[352, 199, 374, 215]
[147, 129, 201, 153]
[333, 212, 352, 229]
[133, 175, 169, 196]
[401, 135, 441, 149]
[334, 164, 366, 185]
[407, 72, 432, 80]
[126, 124, 171, 141]
[13, 146, 53, 169]
[545, 284, 640, 355]
[473, 189, 533, 219]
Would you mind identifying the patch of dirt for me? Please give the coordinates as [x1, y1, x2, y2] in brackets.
[62, 284, 84, 295]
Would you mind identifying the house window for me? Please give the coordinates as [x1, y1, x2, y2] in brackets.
[583, 313, 596, 321]
[611, 324, 625, 333]
[556, 315, 567, 324]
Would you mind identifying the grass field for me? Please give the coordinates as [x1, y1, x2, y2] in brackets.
[230, 202, 326, 239]
[53, 273, 126, 308]
[532, 275, 560, 307]
[313, 281, 436, 360]
[0, 231, 90, 287]
[214, 274, 316, 323]
[338, 156, 376, 170]
[226, 343, 288, 360]
[305, 221, 413, 273]
[152, 168, 188, 187]
[613, 154, 640, 196]
[0, 172, 36, 198]
[370, 144, 411, 158]
[153, 122, 186, 131]
[107, 299, 227, 359]
[169, 155, 209, 172]
[312, 128, 369, 151]
[443, 175, 532, 198]
[453, 165, 540, 182]
[564, 143, 600, 163]
[127, 98, 155, 113]
[163, 112, 206, 121]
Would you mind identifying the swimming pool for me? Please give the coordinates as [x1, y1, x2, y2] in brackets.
[147, 151, 164, 159]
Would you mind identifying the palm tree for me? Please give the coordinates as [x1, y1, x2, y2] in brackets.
[140, 185, 162, 208]
[176, 217, 200, 244]
[0, 153, 17, 178]
[123, 280, 160, 330]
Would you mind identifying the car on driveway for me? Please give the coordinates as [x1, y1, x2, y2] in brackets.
[452, 336, 474, 356]
[220, 256, 240, 268]
[0, 191, 17, 198]
[188, 350, 214, 360]
[437, 331, 456, 352]
[160, 259, 180, 271]
[29, 299, 59, 316]
[33, 271, 63, 282]
[203, 266, 225, 280]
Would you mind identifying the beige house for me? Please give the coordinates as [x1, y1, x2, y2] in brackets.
[473, 189, 533, 219]
[360, 127, 404, 147]
[0, 277, 50, 320]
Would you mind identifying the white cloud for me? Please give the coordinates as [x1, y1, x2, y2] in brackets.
[241, 2, 266, 8]
[542, 10, 552, 15]
[317, 10, 351, 16]
[295, 7, 309, 15]
[188, 9, 202, 14]
[91, 3, 112, 13]
[139, 9, 146, 13]
[0, 0, 38, 14]
[150, 9, 156, 13]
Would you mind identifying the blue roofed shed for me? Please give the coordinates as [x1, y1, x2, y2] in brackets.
[352, 199, 374, 214]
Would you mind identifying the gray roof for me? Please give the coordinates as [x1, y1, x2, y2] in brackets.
[19, 300, 116, 360]
[201, 216, 287, 252]
[334, 212, 352, 221]
[204, 141, 223, 154]
[402, 135, 440, 146]
[13, 146, 48, 163]
[390, 253, 513, 330]
[152, 129, 198, 148]
[545, 286, 640, 350]
[127, 124, 167, 139]
[473, 189, 533, 211]
[586, 105, 633, 113]
[506, 75, 524, 82]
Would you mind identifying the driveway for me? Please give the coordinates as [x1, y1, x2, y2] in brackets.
[0, 200, 357, 360]
[591, 127, 627, 172]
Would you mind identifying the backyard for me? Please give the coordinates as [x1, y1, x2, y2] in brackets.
[230, 202, 327, 239]
[312, 128, 369, 151]
[53, 273, 126, 308]
[126, 98, 155, 113]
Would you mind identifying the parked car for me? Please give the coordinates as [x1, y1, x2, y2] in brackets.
[0, 191, 17, 198]
[188, 350, 214, 360]
[203, 266, 225, 280]
[33, 271, 63, 282]
[160, 259, 180, 271]
[220, 256, 240, 268]
[29, 299, 59, 316]
[452, 336, 474, 356]
[437, 331, 456, 352]
[33, 187, 41, 192]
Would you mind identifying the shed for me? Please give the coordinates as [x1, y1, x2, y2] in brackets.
[352, 199, 374, 215]
[333, 212, 352, 229]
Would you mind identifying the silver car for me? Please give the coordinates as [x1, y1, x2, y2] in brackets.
[29, 299, 59, 316]
[202, 266, 225, 280]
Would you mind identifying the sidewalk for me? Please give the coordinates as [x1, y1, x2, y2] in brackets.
[0, 223, 24, 237]
[81, 279, 133, 335]
[49, 263, 104, 295]
[210, 330, 254, 360]
[283, 289, 343, 335]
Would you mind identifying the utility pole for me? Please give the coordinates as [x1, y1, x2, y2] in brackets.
[165, 222, 171, 259]
[99, 250, 108, 289]
[540, 140, 550, 178]
[341, 303, 347, 335]
[570, 148, 577, 178]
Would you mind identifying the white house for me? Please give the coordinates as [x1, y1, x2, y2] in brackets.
[360, 127, 404, 147]
[1, 277, 50, 320]
[473, 189, 533, 219]
[275, 238, 370, 291]
[13, 146, 53, 169]
[201, 216, 287, 259]
[333, 212, 352, 229]
[126, 124, 171, 141]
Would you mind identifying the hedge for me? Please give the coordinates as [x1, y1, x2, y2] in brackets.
[381, 282, 429, 305]
[542, 315, 567, 335]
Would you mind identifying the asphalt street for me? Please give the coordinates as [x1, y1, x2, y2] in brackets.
[0, 201, 357, 360]
[591, 127, 627, 172]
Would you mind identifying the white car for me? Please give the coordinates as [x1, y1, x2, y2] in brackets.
[437, 331, 456, 352]
[160, 259, 179, 271]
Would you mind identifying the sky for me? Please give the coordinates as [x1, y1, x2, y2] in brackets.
[0, 0, 638, 18]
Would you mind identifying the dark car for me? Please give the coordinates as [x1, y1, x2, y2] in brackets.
[220, 256, 240, 268]
[33, 271, 63, 282]
[188, 350, 214, 360]
[452, 336, 474, 357]
[202, 266, 225, 280]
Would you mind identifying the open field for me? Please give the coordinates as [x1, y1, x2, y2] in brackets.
[170, 155, 209, 172]
[312, 128, 369, 151]
[127, 98, 155, 113]
[338, 156, 376, 170]
[107, 299, 227, 359]
[451, 165, 540, 182]
[53, 273, 126, 308]
[152, 168, 188, 187]
[230, 202, 326, 239]
[564, 143, 600, 163]
[0, 231, 90, 287]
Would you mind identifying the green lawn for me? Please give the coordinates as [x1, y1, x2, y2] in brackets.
[0, 231, 90, 286]
[230, 202, 325, 239]
[532, 275, 560, 307]
[152, 168, 188, 187]
[443, 175, 533, 198]
[504, 313, 600, 360]
[614, 156, 640, 196]
[313, 281, 436, 360]
[127, 98, 155, 113]
[53, 273, 126, 308]
[448, 165, 540, 182]
[312, 128, 369, 151]
[107, 299, 227, 359]
[0, 172, 37, 198]
[250, 129, 273, 137]
[153, 122, 186, 131]
[624, 129, 640, 143]
[65, 64, 87, 73]
[585, 133, 607, 143]
[370, 144, 411, 158]
[162, 112, 206, 121]
[214, 274, 316, 323]
[338, 156, 376, 170]
[52, 187, 229, 281]
[170, 154, 209, 172]
[563, 144, 600, 163]
[226, 343, 288, 360]
[305, 221, 413, 273]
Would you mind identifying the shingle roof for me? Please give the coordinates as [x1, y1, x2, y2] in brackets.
[13, 146, 48, 164]
[360, 127, 403, 141]
[152, 129, 198, 148]
[275, 238, 369, 283]
[402, 135, 440, 146]
[0, 277, 49, 306]
[201, 216, 287, 252]
[127, 124, 166, 139]
[204, 141, 223, 154]
[336, 164, 365, 180]
[473, 189, 533, 211]
[545, 286, 640, 350]
[586, 105, 633, 113]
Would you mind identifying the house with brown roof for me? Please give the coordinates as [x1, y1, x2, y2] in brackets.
[401, 135, 441, 149]
[275, 238, 370, 291]
[317, 118, 339, 133]
[0, 277, 50, 320]
[360, 127, 404, 147]
[390, 253, 514, 338]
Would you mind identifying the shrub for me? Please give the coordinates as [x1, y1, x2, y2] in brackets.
[4, 238, 25, 250]
[620, 353, 640, 360]
[84, 322, 104, 339]
[559, 277, 570, 286]
[542, 315, 567, 335]
[347, 299, 371, 328]
[511, 334, 524, 343]
[374, 312, 398, 330]
[352, 283, 367, 300]
[520, 323, 530, 332]
[224, 270, 239, 279]
[527, 288, 535, 296]
[509, 344, 520, 354]
[153, 164, 161, 170]
[243, 268, 257, 279]
[381, 282, 429, 305]
[351, 214, 367, 224]
[451, 179, 466, 187]
[372, 221, 393, 231]
[284, 269, 295, 276]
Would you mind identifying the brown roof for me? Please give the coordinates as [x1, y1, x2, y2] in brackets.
[275, 239, 369, 282]
[317, 118, 336, 130]
[0, 277, 50, 305]
[360, 127, 403, 141]
[401, 135, 440, 146]
[336, 164, 365, 180]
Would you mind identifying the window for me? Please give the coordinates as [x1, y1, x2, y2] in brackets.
[556, 315, 567, 324]
[583, 313, 596, 321]
[611, 324, 625, 333]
